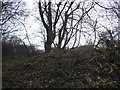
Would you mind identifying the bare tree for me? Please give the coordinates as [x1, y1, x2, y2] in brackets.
[1, 0, 28, 41]
[38, 0, 95, 52]
[95, 0, 120, 41]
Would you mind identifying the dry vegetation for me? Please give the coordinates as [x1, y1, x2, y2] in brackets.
[2, 0, 120, 88]
[2, 45, 120, 88]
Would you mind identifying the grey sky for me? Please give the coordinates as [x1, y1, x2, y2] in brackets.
[12, 0, 119, 50]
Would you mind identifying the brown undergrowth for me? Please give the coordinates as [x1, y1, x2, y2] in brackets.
[2, 47, 120, 88]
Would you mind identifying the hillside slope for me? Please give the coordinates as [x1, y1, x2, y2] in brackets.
[2, 48, 120, 88]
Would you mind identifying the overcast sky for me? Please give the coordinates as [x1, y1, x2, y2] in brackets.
[12, 0, 119, 50]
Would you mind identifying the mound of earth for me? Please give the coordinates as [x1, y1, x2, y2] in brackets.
[2, 53, 120, 88]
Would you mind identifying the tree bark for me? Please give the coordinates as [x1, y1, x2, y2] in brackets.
[39, 1, 54, 52]
[45, 41, 52, 52]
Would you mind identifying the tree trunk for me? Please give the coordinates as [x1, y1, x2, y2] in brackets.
[45, 41, 52, 52]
